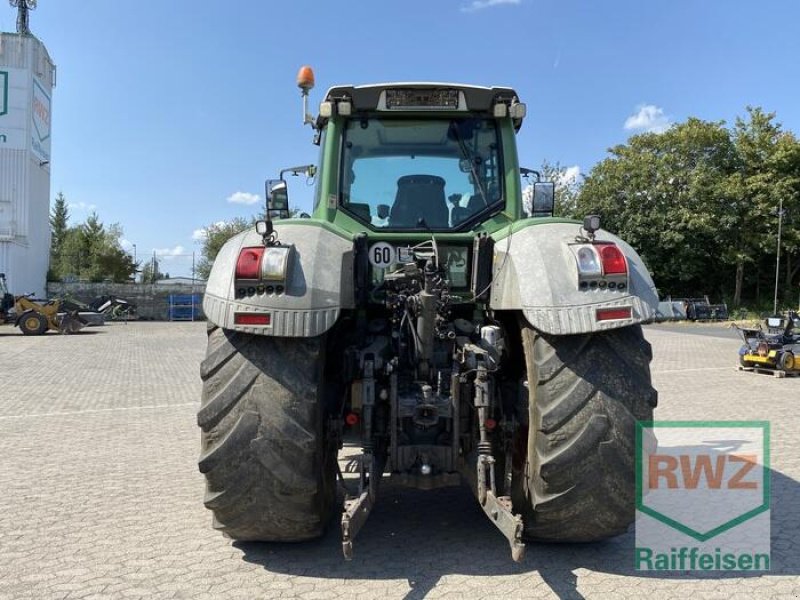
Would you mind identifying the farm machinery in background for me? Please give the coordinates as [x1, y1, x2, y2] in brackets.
[88, 295, 137, 321]
[0, 273, 89, 335]
[738, 311, 800, 374]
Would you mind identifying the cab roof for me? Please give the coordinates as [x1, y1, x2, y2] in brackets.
[323, 83, 524, 125]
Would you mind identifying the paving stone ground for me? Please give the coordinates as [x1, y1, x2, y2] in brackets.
[0, 321, 797, 599]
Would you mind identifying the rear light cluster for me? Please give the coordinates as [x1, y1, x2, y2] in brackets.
[235, 246, 292, 281]
[235, 245, 292, 299]
[572, 243, 629, 291]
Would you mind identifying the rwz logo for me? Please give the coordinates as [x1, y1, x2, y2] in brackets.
[636, 421, 769, 542]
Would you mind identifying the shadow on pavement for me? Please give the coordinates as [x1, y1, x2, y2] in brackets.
[237, 465, 798, 600]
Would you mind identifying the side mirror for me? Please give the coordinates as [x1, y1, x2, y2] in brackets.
[377, 204, 390, 219]
[266, 179, 289, 219]
[532, 182, 555, 217]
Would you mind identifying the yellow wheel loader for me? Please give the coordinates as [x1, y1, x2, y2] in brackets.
[0, 273, 87, 335]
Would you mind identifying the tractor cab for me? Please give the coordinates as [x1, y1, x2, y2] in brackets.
[265, 78, 555, 236]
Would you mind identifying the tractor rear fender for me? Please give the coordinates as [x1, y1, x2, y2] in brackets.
[203, 222, 354, 337]
[489, 222, 658, 335]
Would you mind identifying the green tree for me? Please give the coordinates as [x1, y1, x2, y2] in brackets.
[729, 108, 800, 306]
[50, 211, 136, 283]
[772, 132, 800, 304]
[48, 192, 70, 280]
[57, 227, 87, 281]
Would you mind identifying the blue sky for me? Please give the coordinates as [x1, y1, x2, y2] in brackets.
[2, 0, 798, 277]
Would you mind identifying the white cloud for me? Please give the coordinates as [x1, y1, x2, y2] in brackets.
[624, 104, 672, 134]
[67, 201, 97, 212]
[153, 245, 186, 259]
[226, 191, 261, 205]
[120, 238, 134, 251]
[461, 0, 520, 12]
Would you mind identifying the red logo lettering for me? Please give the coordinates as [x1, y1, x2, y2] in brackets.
[648, 453, 760, 489]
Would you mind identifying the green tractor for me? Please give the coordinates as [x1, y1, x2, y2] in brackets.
[198, 68, 659, 561]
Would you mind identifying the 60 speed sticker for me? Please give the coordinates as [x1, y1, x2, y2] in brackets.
[368, 242, 396, 268]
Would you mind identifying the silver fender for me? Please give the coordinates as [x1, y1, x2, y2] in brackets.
[203, 223, 354, 337]
[489, 222, 658, 335]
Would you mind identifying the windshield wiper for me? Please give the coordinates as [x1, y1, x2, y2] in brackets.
[449, 120, 488, 207]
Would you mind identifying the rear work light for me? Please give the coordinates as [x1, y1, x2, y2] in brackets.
[236, 247, 265, 279]
[234, 313, 271, 326]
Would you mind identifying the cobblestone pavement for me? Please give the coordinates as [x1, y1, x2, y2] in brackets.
[0, 322, 797, 599]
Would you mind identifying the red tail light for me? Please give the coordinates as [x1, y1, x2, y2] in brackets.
[236, 247, 265, 279]
[234, 312, 271, 326]
[597, 244, 627, 275]
[596, 307, 632, 321]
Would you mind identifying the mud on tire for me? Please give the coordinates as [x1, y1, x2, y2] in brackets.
[197, 325, 336, 541]
[514, 324, 657, 542]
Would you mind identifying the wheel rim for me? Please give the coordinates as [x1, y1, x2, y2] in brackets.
[783, 353, 795, 370]
[25, 316, 40, 331]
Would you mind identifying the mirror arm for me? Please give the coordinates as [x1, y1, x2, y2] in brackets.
[520, 167, 541, 181]
[280, 164, 316, 179]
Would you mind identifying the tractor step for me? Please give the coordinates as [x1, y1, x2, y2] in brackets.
[737, 365, 799, 378]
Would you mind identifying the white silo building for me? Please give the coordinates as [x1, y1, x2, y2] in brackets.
[0, 5, 55, 297]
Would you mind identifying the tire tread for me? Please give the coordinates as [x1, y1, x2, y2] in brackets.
[197, 327, 335, 542]
[516, 324, 657, 542]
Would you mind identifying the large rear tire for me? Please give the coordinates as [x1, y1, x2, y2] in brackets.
[514, 324, 657, 542]
[197, 325, 336, 541]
